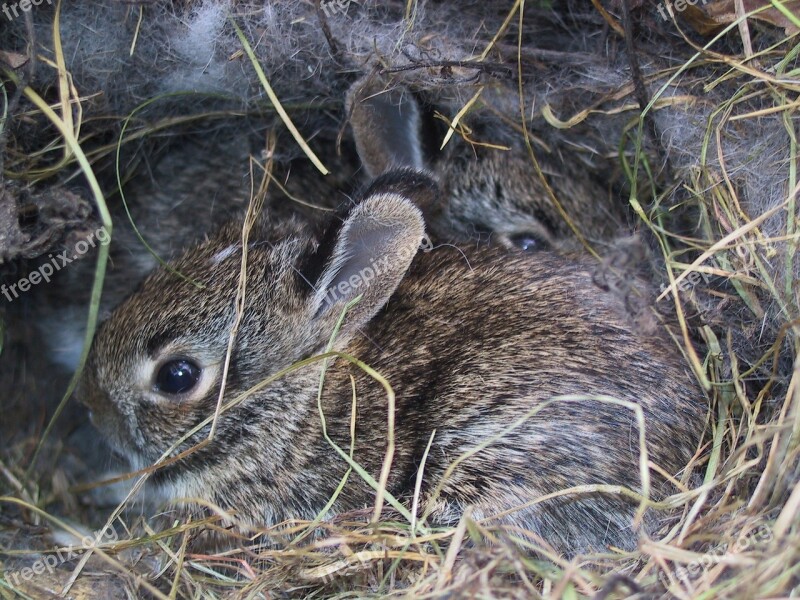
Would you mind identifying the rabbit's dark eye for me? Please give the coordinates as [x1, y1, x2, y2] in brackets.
[508, 232, 549, 252]
[155, 359, 201, 395]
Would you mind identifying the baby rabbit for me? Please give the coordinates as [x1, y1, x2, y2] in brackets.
[346, 75, 625, 254]
[77, 169, 704, 556]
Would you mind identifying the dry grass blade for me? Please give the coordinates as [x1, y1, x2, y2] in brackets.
[230, 17, 329, 175]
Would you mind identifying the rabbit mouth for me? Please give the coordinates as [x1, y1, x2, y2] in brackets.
[86, 407, 152, 467]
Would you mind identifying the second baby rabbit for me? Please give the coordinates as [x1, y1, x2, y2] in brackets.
[346, 75, 625, 254]
[77, 167, 704, 556]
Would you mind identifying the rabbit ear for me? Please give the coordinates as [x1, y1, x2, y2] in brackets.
[305, 192, 425, 336]
[347, 77, 424, 178]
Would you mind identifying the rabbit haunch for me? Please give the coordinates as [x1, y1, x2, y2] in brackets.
[78, 178, 705, 556]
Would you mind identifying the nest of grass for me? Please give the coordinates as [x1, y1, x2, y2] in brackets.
[1, 2, 799, 598]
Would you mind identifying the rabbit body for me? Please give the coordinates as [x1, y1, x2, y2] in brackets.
[78, 173, 703, 555]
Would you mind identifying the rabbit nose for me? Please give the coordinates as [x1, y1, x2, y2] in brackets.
[75, 377, 106, 412]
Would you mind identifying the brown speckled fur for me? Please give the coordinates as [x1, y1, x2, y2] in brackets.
[78, 176, 705, 557]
